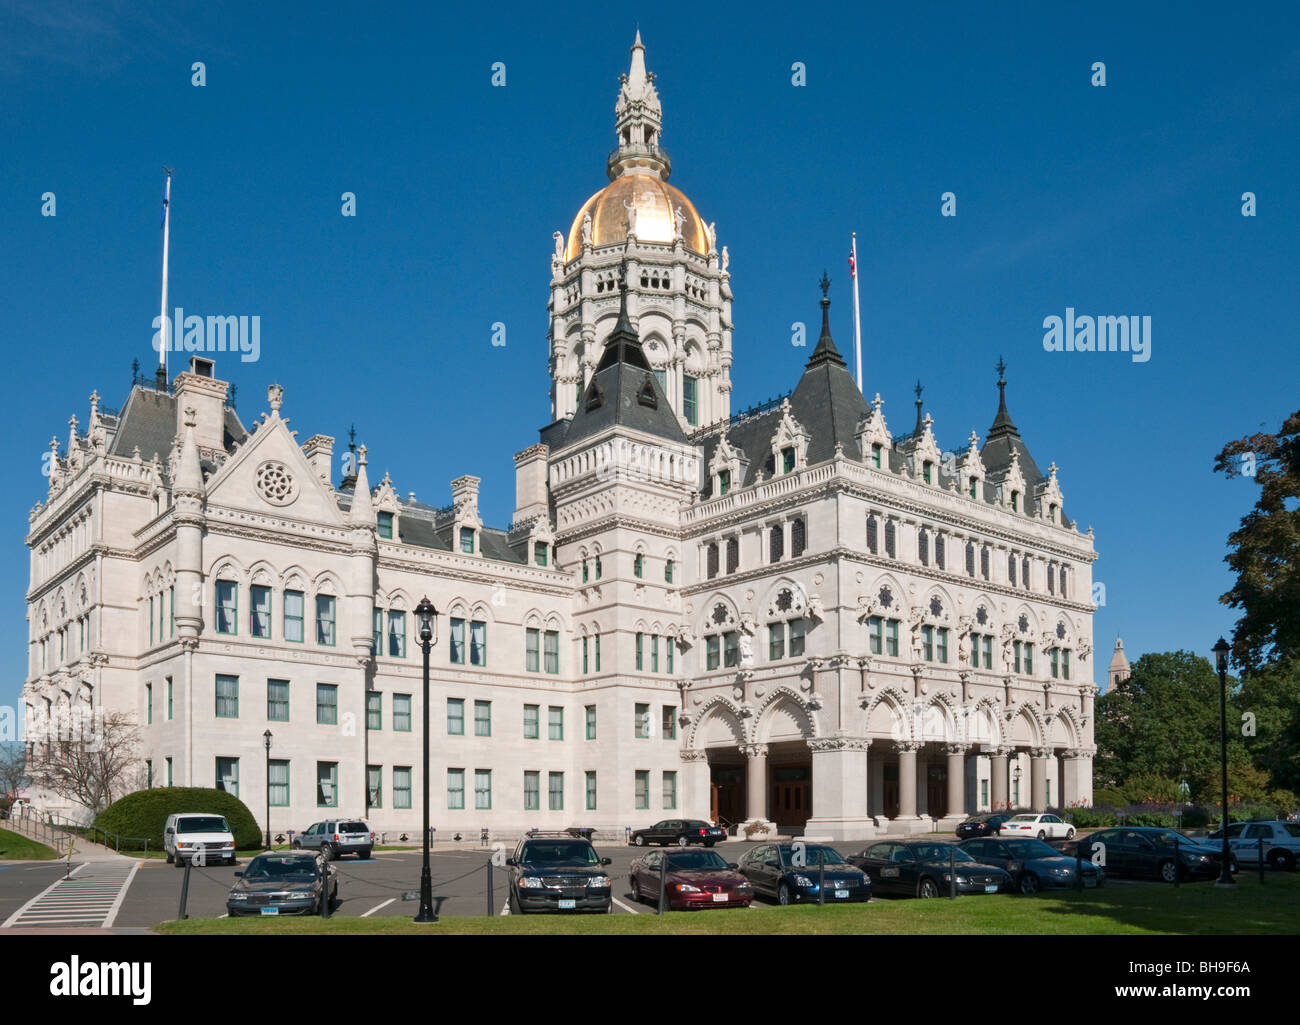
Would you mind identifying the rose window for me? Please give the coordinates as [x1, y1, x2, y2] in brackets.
[256, 461, 298, 506]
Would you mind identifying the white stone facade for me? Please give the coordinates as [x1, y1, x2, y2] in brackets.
[22, 37, 1096, 841]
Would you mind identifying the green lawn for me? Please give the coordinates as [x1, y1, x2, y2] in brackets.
[156, 872, 1300, 935]
[0, 827, 60, 861]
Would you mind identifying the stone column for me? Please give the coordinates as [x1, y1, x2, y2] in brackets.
[896, 742, 921, 821]
[742, 744, 769, 822]
[679, 749, 711, 820]
[990, 746, 1010, 809]
[869, 750, 884, 817]
[946, 744, 969, 819]
[1061, 748, 1092, 808]
[804, 737, 874, 841]
[1030, 748, 1049, 811]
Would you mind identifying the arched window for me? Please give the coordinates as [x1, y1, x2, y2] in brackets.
[769, 526, 784, 563]
[966, 541, 975, 577]
[1047, 564, 1056, 595]
[919, 528, 930, 567]
[1008, 554, 1017, 586]
[1021, 556, 1030, 590]
[883, 519, 895, 559]
[935, 533, 946, 571]
[725, 537, 739, 574]
[791, 518, 807, 558]
[980, 546, 990, 580]
[1060, 565, 1069, 599]
[866, 515, 878, 555]
[706, 543, 719, 580]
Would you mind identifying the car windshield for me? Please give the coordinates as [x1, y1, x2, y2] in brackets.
[778, 845, 847, 866]
[666, 851, 729, 871]
[178, 816, 229, 833]
[1004, 839, 1058, 859]
[339, 822, 368, 833]
[910, 844, 976, 862]
[1151, 830, 1199, 849]
[1008, 815, 1037, 822]
[243, 856, 320, 882]
[521, 842, 598, 865]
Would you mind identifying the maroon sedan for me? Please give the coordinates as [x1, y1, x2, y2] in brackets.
[629, 849, 754, 910]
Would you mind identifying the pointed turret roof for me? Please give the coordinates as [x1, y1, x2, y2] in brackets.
[980, 356, 1046, 487]
[804, 271, 847, 371]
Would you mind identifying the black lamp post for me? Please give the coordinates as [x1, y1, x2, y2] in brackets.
[1212, 637, 1235, 887]
[1013, 765, 1022, 808]
[414, 596, 439, 922]
[263, 730, 273, 850]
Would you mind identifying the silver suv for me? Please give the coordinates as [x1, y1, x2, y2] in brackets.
[294, 819, 374, 860]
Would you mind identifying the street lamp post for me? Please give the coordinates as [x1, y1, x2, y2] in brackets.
[414, 596, 439, 922]
[1212, 637, 1235, 887]
[1013, 765, 1022, 809]
[263, 730, 273, 850]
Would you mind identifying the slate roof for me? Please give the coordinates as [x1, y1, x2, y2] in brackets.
[107, 384, 247, 480]
[338, 490, 528, 566]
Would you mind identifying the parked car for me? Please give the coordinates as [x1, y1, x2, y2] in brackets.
[628, 848, 754, 909]
[737, 843, 872, 905]
[847, 840, 1011, 898]
[959, 836, 1104, 893]
[999, 813, 1076, 840]
[1065, 828, 1237, 882]
[164, 812, 237, 867]
[506, 832, 613, 914]
[226, 851, 337, 917]
[1206, 821, 1300, 871]
[629, 819, 727, 847]
[293, 819, 374, 860]
[955, 813, 1014, 839]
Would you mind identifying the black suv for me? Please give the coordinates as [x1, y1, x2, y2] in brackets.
[507, 833, 613, 914]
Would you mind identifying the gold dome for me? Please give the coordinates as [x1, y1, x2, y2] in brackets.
[565, 175, 708, 262]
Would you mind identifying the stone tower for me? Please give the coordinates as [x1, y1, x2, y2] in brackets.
[1107, 637, 1132, 691]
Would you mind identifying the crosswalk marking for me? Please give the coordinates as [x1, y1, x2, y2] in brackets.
[2, 861, 138, 929]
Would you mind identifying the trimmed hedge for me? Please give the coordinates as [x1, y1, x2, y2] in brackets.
[94, 787, 261, 850]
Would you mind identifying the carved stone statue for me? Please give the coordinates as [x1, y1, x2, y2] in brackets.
[721, 245, 729, 271]
[623, 199, 637, 236]
[706, 221, 717, 252]
[1000, 624, 1016, 673]
[674, 204, 686, 240]
[908, 608, 925, 660]
[957, 615, 973, 666]
[738, 631, 754, 669]
[581, 212, 592, 246]
[552, 231, 564, 262]
[856, 594, 876, 624]
[807, 595, 825, 623]
[675, 625, 695, 649]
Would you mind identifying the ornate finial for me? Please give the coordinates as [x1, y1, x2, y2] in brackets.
[267, 383, 284, 414]
[819, 271, 831, 297]
[996, 355, 1007, 380]
[68, 414, 79, 431]
[183, 405, 197, 429]
[357, 443, 368, 466]
[969, 430, 979, 447]
[50, 436, 59, 454]
[348, 424, 357, 454]
[914, 380, 924, 402]
[923, 413, 933, 430]
[89, 390, 100, 414]
[1049, 461, 1059, 477]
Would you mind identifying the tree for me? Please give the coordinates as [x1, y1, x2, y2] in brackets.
[1213, 408, 1300, 674]
[1233, 659, 1300, 795]
[27, 710, 145, 818]
[0, 743, 28, 806]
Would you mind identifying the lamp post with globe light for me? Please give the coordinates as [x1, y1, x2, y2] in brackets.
[1213, 638, 1235, 887]
[414, 597, 440, 921]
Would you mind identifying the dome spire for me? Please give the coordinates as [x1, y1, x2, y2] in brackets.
[610, 32, 670, 181]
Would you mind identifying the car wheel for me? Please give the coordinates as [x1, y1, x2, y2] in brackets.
[634, 835, 645, 847]
[1159, 860, 1179, 884]
[677, 836, 689, 847]
[322, 845, 334, 862]
[165, 852, 173, 864]
[359, 849, 372, 860]
[1037, 830, 1047, 840]
[1018, 873, 1041, 895]
[705, 841, 715, 848]
[1065, 828, 1076, 839]
[918, 877, 940, 899]
[1268, 849, 1295, 872]
[174, 855, 184, 869]
[509, 889, 524, 915]
[777, 882, 792, 906]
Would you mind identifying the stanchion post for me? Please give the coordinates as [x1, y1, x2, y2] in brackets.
[657, 854, 667, 915]
[1258, 836, 1264, 884]
[818, 848, 825, 906]
[487, 858, 494, 916]
[949, 844, 956, 899]
[177, 861, 191, 920]
[1173, 834, 1180, 887]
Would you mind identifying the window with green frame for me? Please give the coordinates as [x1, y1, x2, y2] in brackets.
[367, 765, 382, 809]
[215, 580, 238, 635]
[534, 541, 547, 567]
[387, 610, 406, 657]
[769, 622, 786, 660]
[582, 635, 589, 674]
[548, 771, 564, 810]
[449, 618, 465, 664]
[706, 634, 720, 670]
[782, 447, 795, 474]
[634, 552, 644, 578]
[665, 558, 674, 583]
[166, 757, 173, 787]
[393, 767, 411, 809]
[635, 703, 651, 739]
[372, 608, 383, 656]
[723, 630, 740, 667]
[667, 639, 674, 674]
[393, 693, 411, 731]
[166, 677, 173, 720]
[867, 616, 883, 655]
[367, 691, 382, 731]
[469, 620, 486, 666]
[377, 511, 394, 539]
[168, 586, 174, 637]
[544, 629, 559, 674]
[447, 769, 465, 809]
[447, 698, 464, 735]
[267, 679, 289, 722]
[523, 704, 539, 739]
[146, 684, 153, 724]
[682, 375, 698, 426]
[283, 589, 305, 643]
[474, 769, 492, 809]
[663, 770, 677, 809]
[718, 469, 731, 495]
[146, 759, 153, 789]
[315, 595, 336, 645]
[524, 770, 540, 810]
[595, 634, 601, 671]
[788, 620, 806, 658]
[872, 443, 882, 468]
[317, 761, 338, 807]
[269, 759, 290, 806]
[661, 705, 677, 740]
[525, 628, 540, 672]
[148, 596, 154, 645]
[215, 674, 239, 718]
[585, 704, 596, 740]
[548, 705, 563, 740]
[650, 634, 659, 673]
[594, 555, 602, 579]
[474, 699, 491, 737]
[460, 527, 475, 554]
[250, 584, 271, 638]
[216, 757, 239, 796]
[316, 684, 338, 725]
[585, 770, 597, 810]
[635, 769, 650, 809]
[635, 632, 644, 670]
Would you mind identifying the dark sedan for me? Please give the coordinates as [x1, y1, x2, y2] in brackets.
[848, 840, 1011, 898]
[959, 836, 1104, 893]
[226, 852, 337, 916]
[628, 849, 753, 909]
[629, 819, 727, 847]
[955, 813, 1014, 840]
[1064, 828, 1237, 883]
[737, 843, 872, 905]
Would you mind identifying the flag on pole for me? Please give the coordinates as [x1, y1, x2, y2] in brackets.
[850, 233, 863, 392]
[848, 249, 856, 278]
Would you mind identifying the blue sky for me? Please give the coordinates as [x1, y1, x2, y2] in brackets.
[2, 0, 1297, 720]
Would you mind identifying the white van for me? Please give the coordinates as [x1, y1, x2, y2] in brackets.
[164, 812, 237, 867]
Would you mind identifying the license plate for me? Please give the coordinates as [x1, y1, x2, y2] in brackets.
[712, 892, 728, 902]
[984, 884, 999, 893]
[834, 889, 849, 899]
[558, 899, 576, 910]
[260, 907, 279, 916]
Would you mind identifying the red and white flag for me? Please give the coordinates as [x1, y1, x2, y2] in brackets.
[848, 249, 856, 277]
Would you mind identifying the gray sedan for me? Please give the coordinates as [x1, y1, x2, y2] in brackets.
[226, 852, 338, 916]
[959, 836, 1103, 893]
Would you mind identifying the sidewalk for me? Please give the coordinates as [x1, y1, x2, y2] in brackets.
[1, 813, 135, 862]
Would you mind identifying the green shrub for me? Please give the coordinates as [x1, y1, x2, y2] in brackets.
[1229, 802, 1281, 823]
[95, 788, 261, 850]
[1178, 806, 1212, 829]
[1092, 787, 1128, 810]
[1066, 807, 1115, 828]
[1123, 811, 1176, 828]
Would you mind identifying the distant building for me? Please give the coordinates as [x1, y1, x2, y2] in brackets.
[1106, 638, 1132, 693]
[22, 35, 1097, 837]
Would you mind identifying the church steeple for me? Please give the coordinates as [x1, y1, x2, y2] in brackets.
[609, 31, 671, 181]
[805, 272, 847, 371]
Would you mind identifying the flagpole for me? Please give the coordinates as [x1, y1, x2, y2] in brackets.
[851, 232, 863, 392]
[159, 167, 173, 384]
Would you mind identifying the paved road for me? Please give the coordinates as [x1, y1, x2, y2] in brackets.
[2, 859, 140, 928]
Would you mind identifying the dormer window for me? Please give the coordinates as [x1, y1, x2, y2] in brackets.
[377, 512, 394, 539]
[969, 477, 978, 499]
[871, 444, 882, 469]
[1049, 503, 1058, 523]
[718, 469, 731, 495]
[1011, 491, 1020, 512]
[459, 528, 475, 554]
[923, 461, 933, 485]
[534, 542, 548, 567]
[782, 447, 795, 474]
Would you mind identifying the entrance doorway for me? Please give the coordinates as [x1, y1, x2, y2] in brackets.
[926, 764, 948, 819]
[772, 764, 811, 830]
[710, 765, 743, 827]
[883, 763, 899, 819]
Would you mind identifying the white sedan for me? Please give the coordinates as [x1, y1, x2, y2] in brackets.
[998, 814, 1076, 840]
